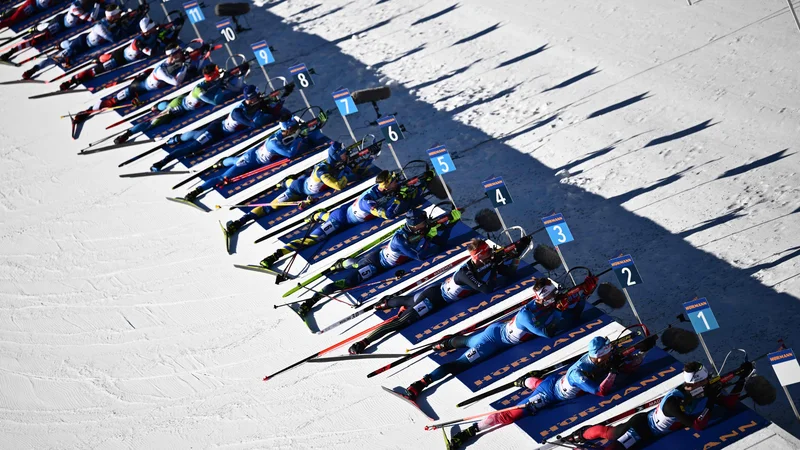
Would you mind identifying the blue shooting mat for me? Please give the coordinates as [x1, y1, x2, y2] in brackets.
[207, 140, 337, 199]
[493, 347, 681, 443]
[83, 57, 153, 92]
[106, 70, 205, 117]
[8, 1, 68, 32]
[371, 263, 542, 346]
[53, 22, 142, 70]
[645, 402, 769, 449]
[240, 166, 381, 226]
[28, 18, 94, 52]
[430, 306, 612, 393]
[323, 221, 480, 304]
[127, 92, 243, 140]
[161, 119, 278, 169]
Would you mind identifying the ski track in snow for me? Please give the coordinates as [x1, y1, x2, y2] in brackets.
[1, 0, 800, 448]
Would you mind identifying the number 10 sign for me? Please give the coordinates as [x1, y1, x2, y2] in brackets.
[683, 297, 719, 333]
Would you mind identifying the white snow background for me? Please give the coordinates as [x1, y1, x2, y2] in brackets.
[2, 0, 800, 448]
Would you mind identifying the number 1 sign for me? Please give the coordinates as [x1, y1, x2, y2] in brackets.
[683, 297, 719, 333]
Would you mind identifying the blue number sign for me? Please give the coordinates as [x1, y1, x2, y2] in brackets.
[542, 213, 574, 246]
[182, 1, 205, 24]
[482, 176, 513, 208]
[427, 145, 455, 175]
[769, 348, 800, 386]
[251, 40, 274, 66]
[683, 297, 719, 333]
[378, 116, 405, 143]
[609, 254, 643, 287]
[332, 88, 357, 116]
[289, 63, 313, 88]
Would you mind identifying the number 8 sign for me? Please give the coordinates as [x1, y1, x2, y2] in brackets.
[289, 63, 313, 88]
[482, 176, 513, 208]
[609, 254, 643, 287]
[683, 297, 719, 333]
[542, 213, 574, 246]
[251, 40, 274, 66]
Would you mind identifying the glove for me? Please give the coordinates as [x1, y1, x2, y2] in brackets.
[423, 169, 435, 182]
[425, 224, 440, 239]
[283, 82, 295, 96]
[449, 209, 462, 222]
[692, 408, 711, 431]
[514, 235, 532, 253]
[738, 360, 755, 377]
[582, 275, 599, 295]
[373, 296, 394, 311]
[513, 375, 528, 388]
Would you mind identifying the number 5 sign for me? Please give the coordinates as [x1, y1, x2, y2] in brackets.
[251, 40, 274, 65]
[609, 254, 643, 287]
[182, 1, 205, 24]
[332, 88, 357, 116]
[542, 213, 574, 246]
[483, 176, 512, 207]
[683, 297, 719, 333]
[427, 145, 455, 175]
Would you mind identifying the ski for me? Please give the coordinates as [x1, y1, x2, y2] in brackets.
[118, 142, 168, 167]
[443, 429, 452, 450]
[165, 196, 208, 212]
[119, 170, 191, 178]
[0, 59, 21, 67]
[28, 88, 88, 99]
[0, 78, 44, 85]
[79, 139, 155, 155]
[382, 386, 435, 421]
[233, 263, 287, 278]
[219, 221, 232, 254]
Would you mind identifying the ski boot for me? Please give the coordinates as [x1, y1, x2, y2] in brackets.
[59, 79, 74, 91]
[432, 336, 456, 352]
[404, 374, 432, 400]
[183, 188, 203, 202]
[21, 67, 37, 80]
[226, 219, 245, 234]
[0, 48, 14, 62]
[448, 424, 479, 450]
[372, 296, 395, 311]
[297, 296, 319, 318]
[298, 196, 315, 211]
[348, 338, 369, 355]
[71, 111, 90, 125]
[150, 160, 167, 172]
[114, 130, 132, 145]
[259, 250, 282, 269]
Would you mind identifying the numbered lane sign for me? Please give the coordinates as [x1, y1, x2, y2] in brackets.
[769, 348, 800, 386]
[216, 19, 236, 42]
[182, 1, 204, 24]
[609, 254, 643, 287]
[290, 63, 313, 88]
[427, 145, 455, 175]
[378, 116, 405, 143]
[542, 213, 574, 246]
[251, 40, 274, 66]
[482, 176, 513, 208]
[332, 88, 357, 116]
[683, 298, 719, 334]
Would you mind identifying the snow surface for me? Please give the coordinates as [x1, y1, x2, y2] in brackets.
[2, 0, 800, 448]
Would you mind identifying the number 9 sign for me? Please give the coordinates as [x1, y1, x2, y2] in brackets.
[609, 254, 643, 287]
[482, 176, 513, 208]
[427, 144, 455, 175]
[216, 19, 236, 42]
[289, 63, 313, 88]
[541, 213, 574, 246]
[683, 297, 719, 333]
[251, 40, 274, 66]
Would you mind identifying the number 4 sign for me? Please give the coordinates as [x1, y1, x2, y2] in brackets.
[251, 40, 274, 65]
[609, 254, 643, 287]
[542, 213, 574, 246]
[683, 297, 719, 333]
[182, 1, 205, 24]
[332, 88, 357, 116]
[427, 145, 455, 175]
[483, 176, 512, 207]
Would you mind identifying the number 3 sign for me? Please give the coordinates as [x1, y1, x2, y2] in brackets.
[483, 176, 512, 207]
[542, 213, 574, 246]
[683, 297, 719, 333]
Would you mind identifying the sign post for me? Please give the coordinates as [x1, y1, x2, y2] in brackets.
[182, 1, 205, 42]
[251, 40, 275, 91]
[769, 347, 800, 421]
[332, 88, 359, 145]
[376, 115, 406, 175]
[482, 176, 513, 244]
[608, 254, 644, 324]
[426, 144, 457, 207]
[289, 63, 313, 110]
[682, 297, 719, 372]
[542, 213, 576, 284]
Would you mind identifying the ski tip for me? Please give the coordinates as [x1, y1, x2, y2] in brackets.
[262, 376, 270, 381]
[214, 205, 222, 209]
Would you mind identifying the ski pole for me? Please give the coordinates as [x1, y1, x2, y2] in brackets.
[309, 353, 410, 362]
[262, 315, 399, 381]
[217, 141, 332, 188]
[59, 104, 127, 119]
[215, 201, 305, 209]
[425, 404, 527, 430]
[294, 282, 354, 308]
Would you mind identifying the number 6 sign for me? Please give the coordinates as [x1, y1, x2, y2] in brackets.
[683, 297, 719, 333]
[379, 116, 405, 143]
[482, 176, 513, 208]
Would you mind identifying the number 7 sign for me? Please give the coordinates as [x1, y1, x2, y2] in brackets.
[332, 88, 357, 116]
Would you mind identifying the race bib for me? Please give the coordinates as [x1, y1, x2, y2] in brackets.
[412, 300, 430, 316]
[321, 220, 335, 236]
[196, 132, 212, 145]
[102, 59, 116, 70]
[465, 348, 480, 363]
[116, 90, 129, 101]
[357, 265, 373, 279]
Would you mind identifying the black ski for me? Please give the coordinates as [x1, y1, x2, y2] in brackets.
[119, 170, 191, 178]
[79, 139, 155, 155]
[165, 196, 209, 212]
[0, 59, 21, 68]
[118, 142, 168, 167]
[219, 221, 232, 254]
[0, 79, 44, 85]
[381, 386, 435, 421]
[28, 88, 89, 99]
[233, 263, 287, 278]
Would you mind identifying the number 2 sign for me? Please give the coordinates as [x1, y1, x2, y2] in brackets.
[609, 254, 643, 287]
[483, 176, 512, 208]
[683, 297, 719, 333]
